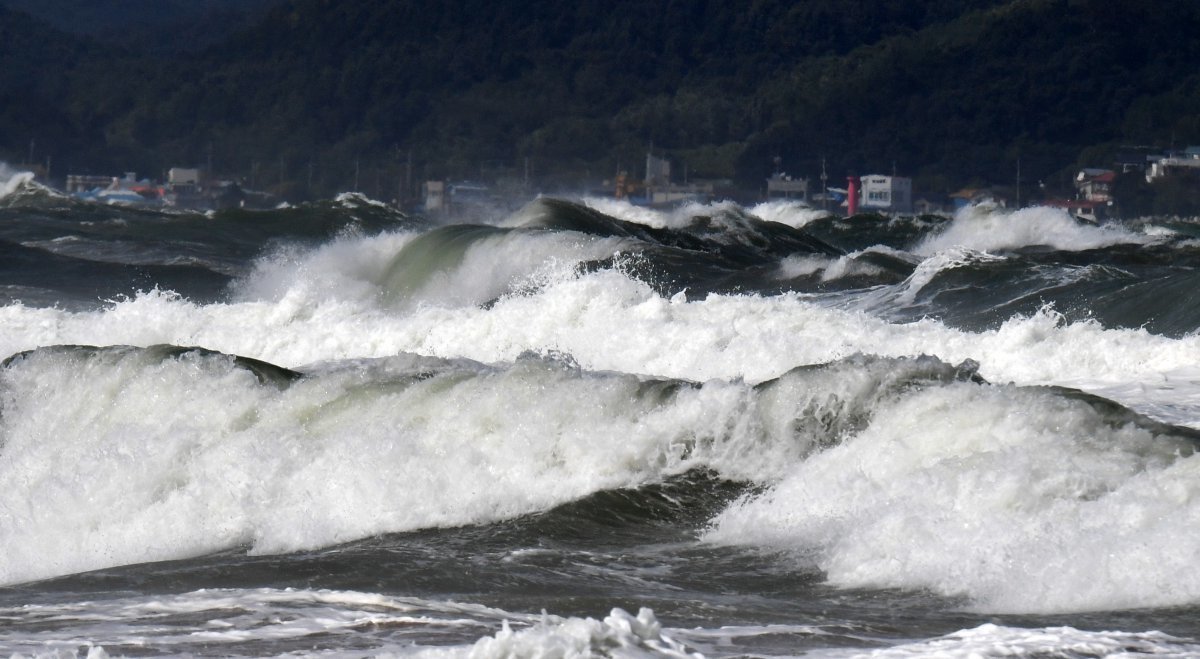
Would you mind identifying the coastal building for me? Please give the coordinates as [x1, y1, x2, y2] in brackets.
[1043, 198, 1107, 223]
[67, 172, 162, 206]
[1075, 168, 1115, 203]
[1114, 147, 1159, 175]
[913, 198, 947, 215]
[1146, 147, 1200, 182]
[421, 180, 495, 214]
[645, 153, 670, 190]
[423, 180, 446, 212]
[766, 173, 809, 201]
[647, 182, 714, 205]
[950, 188, 1009, 210]
[642, 153, 712, 205]
[65, 174, 115, 193]
[1037, 168, 1118, 223]
[168, 167, 201, 187]
[859, 175, 913, 213]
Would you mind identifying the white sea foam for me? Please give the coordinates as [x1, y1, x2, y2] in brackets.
[3, 261, 1200, 423]
[583, 196, 813, 234]
[777, 254, 834, 278]
[0, 587, 516, 658]
[443, 607, 701, 659]
[334, 190, 392, 209]
[581, 196, 748, 230]
[5, 286, 1200, 611]
[0, 588, 705, 659]
[0, 163, 35, 199]
[230, 230, 419, 305]
[583, 196, 672, 228]
[706, 381, 1200, 613]
[6, 227, 1200, 606]
[749, 198, 831, 228]
[782, 246, 913, 283]
[0, 343, 822, 584]
[891, 247, 1005, 305]
[4, 587, 1194, 659]
[9, 587, 1194, 659]
[231, 227, 631, 310]
[915, 204, 1152, 255]
[811, 623, 1200, 658]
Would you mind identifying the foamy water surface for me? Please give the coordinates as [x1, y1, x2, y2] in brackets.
[2, 174, 1199, 657]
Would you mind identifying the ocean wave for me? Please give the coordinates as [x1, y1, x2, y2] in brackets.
[7, 587, 1196, 658]
[0, 345, 784, 584]
[0, 165, 34, 199]
[775, 246, 917, 285]
[915, 204, 1153, 254]
[0, 343, 985, 586]
[749, 198, 833, 229]
[886, 246, 1007, 306]
[6, 264, 1200, 424]
[823, 623, 1200, 658]
[0, 588, 515, 657]
[6, 189, 1200, 650]
[706, 379, 1200, 613]
[459, 607, 700, 659]
[0, 164, 68, 207]
[6, 339, 1198, 617]
[230, 197, 850, 311]
[0, 586, 711, 658]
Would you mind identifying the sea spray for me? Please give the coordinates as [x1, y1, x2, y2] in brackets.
[915, 204, 1152, 254]
[706, 380, 1200, 613]
[819, 624, 1200, 658]
[0, 345, 985, 586]
[6, 267, 1200, 429]
[2, 191, 1200, 655]
[749, 198, 833, 229]
[0, 165, 34, 200]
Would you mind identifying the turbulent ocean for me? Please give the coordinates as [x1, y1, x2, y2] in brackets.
[3, 165, 1200, 658]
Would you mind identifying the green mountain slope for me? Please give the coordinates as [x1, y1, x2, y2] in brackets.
[2, 0, 1198, 199]
[0, 0, 280, 52]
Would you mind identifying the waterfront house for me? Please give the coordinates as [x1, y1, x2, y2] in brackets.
[859, 175, 913, 214]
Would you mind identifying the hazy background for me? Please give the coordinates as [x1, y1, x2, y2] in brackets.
[1, 0, 1198, 205]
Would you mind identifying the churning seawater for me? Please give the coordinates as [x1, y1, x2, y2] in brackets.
[2, 167, 1200, 658]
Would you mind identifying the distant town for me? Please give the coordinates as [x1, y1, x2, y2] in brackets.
[16, 143, 1200, 221]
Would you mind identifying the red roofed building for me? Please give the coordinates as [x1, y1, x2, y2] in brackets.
[1075, 168, 1115, 203]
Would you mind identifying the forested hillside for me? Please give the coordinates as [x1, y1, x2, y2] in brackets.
[0, 0, 278, 51]
[2, 0, 1198, 200]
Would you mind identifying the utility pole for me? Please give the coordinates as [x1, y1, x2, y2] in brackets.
[820, 157, 828, 211]
[1016, 157, 1021, 208]
[406, 150, 413, 203]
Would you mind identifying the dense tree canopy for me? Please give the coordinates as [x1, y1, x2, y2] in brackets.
[1, 0, 1198, 200]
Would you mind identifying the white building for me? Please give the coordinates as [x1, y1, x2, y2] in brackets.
[1146, 147, 1200, 183]
[168, 167, 201, 186]
[859, 175, 912, 213]
[766, 173, 808, 201]
[423, 180, 445, 212]
[645, 153, 671, 189]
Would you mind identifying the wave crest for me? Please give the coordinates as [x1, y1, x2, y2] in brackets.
[916, 204, 1152, 255]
